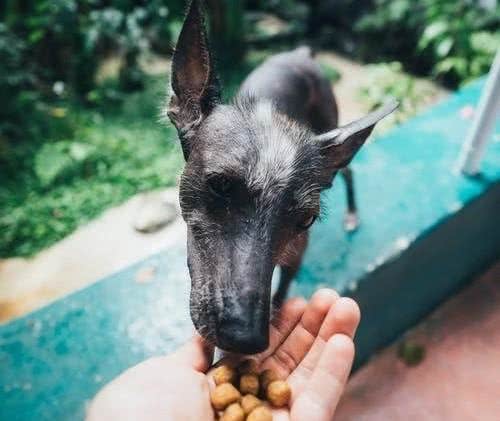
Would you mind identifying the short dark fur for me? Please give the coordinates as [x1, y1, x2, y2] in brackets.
[168, 0, 397, 353]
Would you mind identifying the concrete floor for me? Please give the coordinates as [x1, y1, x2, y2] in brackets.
[336, 260, 500, 421]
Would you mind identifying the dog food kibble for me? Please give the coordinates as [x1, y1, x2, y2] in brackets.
[240, 394, 262, 415]
[266, 380, 291, 408]
[246, 406, 273, 421]
[211, 383, 241, 411]
[209, 361, 291, 420]
[240, 374, 260, 396]
[221, 403, 245, 421]
[259, 369, 279, 393]
[213, 364, 237, 385]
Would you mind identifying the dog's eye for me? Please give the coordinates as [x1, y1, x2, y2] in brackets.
[298, 214, 317, 230]
[207, 174, 232, 198]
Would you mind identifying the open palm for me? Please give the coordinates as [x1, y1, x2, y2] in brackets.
[87, 289, 360, 421]
[215, 289, 360, 420]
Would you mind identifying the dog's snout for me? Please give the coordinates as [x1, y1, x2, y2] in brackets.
[216, 295, 269, 354]
[217, 318, 269, 354]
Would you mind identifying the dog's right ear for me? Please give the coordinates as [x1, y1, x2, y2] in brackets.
[314, 101, 398, 182]
[168, 0, 220, 160]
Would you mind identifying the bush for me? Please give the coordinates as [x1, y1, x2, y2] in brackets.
[358, 61, 441, 131]
[0, 0, 186, 142]
[0, 76, 183, 258]
[356, 0, 500, 86]
[0, 23, 38, 139]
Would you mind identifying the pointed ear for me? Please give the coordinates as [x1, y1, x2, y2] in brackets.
[167, 0, 220, 159]
[316, 100, 398, 174]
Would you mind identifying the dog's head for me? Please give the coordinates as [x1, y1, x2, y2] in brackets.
[168, 0, 396, 353]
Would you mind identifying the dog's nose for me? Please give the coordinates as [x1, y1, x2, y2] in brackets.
[217, 321, 269, 354]
[216, 298, 269, 354]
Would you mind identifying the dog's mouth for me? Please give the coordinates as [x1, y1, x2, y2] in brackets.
[190, 283, 271, 354]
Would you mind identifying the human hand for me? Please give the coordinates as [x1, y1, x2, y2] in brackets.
[87, 289, 360, 421]
[86, 334, 215, 420]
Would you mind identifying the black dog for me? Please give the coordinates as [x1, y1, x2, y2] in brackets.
[167, 0, 397, 354]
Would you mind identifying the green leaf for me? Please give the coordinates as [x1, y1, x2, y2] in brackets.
[419, 21, 449, 50]
[34, 143, 73, 187]
[436, 37, 454, 57]
[435, 57, 468, 77]
[28, 29, 45, 43]
[69, 142, 95, 162]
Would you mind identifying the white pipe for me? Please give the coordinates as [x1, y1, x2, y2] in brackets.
[457, 49, 500, 175]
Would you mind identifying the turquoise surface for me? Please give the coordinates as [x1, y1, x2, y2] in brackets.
[1, 79, 499, 420]
[292, 78, 500, 297]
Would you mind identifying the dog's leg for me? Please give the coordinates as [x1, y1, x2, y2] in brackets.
[273, 232, 308, 306]
[340, 166, 359, 232]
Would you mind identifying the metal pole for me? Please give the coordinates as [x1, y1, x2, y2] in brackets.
[457, 49, 500, 175]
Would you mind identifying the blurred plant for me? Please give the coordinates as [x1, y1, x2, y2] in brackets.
[0, 23, 75, 142]
[417, 2, 500, 85]
[356, 0, 500, 87]
[0, 1, 186, 138]
[318, 62, 341, 84]
[34, 140, 97, 187]
[0, 23, 38, 139]
[0, 76, 183, 258]
[358, 62, 441, 130]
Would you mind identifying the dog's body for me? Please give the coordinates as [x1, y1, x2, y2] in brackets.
[239, 46, 360, 304]
[168, 0, 397, 354]
[239, 47, 338, 134]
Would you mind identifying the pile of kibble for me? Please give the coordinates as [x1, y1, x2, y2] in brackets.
[210, 359, 291, 421]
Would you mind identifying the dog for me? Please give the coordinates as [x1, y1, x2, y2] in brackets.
[167, 0, 397, 354]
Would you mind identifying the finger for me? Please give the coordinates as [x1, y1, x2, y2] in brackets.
[287, 297, 360, 394]
[260, 289, 339, 378]
[172, 335, 215, 372]
[272, 409, 291, 421]
[254, 297, 307, 363]
[291, 334, 354, 421]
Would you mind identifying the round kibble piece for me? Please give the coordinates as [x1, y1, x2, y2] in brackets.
[259, 369, 279, 393]
[240, 373, 259, 396]
[266, 380, 291, 407]
[221, 402, 245, 421]
[213, 364, 237, 385]
[246, 406, 273, 421]
[238, 359, 259, 375]
[211, 383, 241, 411]
[240, 394, 261, 415]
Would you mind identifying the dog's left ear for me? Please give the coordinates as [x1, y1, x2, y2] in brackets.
[315, 101, 398, 178]
[168, 0, 220, 160]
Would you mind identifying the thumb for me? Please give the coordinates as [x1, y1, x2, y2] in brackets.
[172, 335, 215, 372]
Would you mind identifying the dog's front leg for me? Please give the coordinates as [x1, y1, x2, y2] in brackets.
[273, 232, 309, 306]
[340, 166, 359, 232]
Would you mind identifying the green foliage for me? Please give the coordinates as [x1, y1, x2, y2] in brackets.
[0, 0, 185, 142]
[358, 62, 440, 130]
[318, 62, 341, 84]
[356, 0, 500, 86]
[34, 141, 97, 187]
[0, 23, 39, 139]
[0, 76, 183, 257]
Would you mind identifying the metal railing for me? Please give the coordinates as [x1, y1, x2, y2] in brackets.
[457, 49, 500, 175]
